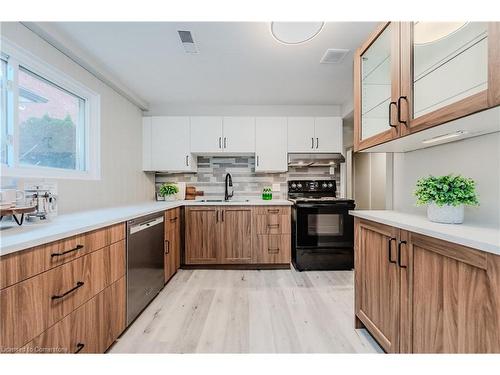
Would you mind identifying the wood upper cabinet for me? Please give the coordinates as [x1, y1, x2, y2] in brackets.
[354, 22, 500, 151]
[185, 207, 220, 264]
[164, 208, 181, 282]
[355, 218, 500, 353]
[399, 22, 499, 134]
[400, 232, 500, 353]
[354, 22, 401, 152]
[220, 207, 253, 263]
[354, 218, 400, 353]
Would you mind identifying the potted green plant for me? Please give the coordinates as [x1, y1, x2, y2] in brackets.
[158, 183, 179, 201]
[414, 174, 479, 224]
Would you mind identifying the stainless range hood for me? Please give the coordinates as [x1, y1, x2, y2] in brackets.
[288, 153, 345, 167]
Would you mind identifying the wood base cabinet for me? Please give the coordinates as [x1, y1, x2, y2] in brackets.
[185, 205, 291, 265]
[355, 218, 500, 353]
[164, 208, 181, 282]
[0, 223, 127, 354]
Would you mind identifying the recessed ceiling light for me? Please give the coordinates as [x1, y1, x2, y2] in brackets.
[270, 22, 324, 45]
[422, 130, 468, 144]
[414, 22, 468, 45]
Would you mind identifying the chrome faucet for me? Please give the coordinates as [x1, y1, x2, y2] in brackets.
[224, 173, 234, 201]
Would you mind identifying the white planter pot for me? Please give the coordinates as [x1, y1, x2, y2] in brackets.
[427, 203, 464, 224]
[164, 195, 176, 201]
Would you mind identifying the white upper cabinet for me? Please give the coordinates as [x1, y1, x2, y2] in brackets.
[190, 116, 224, 153]
[149, 116, 196, 172]
[287, 117, 315, 152]
[222, 117, 255, 153]
[255, 117, 288, 173]
[314, 117, 343, 152]
[287, 116, 343, 152]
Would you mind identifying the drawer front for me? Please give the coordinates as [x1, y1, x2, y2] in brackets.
[253, 235, 291, 264]
[254, 206, 290, 216]
[0, 223, 125, 289]
[18, 277, 126, 354]
[0, 240, 125, 350]
[254, 214, 291, 234]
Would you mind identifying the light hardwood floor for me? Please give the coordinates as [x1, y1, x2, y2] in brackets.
[109, 268, 383, 353]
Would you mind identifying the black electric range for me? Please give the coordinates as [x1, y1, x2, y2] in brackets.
[288, 180, 355, 271]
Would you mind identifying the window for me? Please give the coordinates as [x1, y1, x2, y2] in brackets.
[18, 67, 86, 170]
[0, 39, 100, 180]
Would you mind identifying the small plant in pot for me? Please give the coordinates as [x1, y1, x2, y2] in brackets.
[414, 174, 479, 224]
[158, 183, 179, 201]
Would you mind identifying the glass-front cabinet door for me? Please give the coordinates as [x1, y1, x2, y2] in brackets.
[399, 22, 499, 133]
[354, 22, 401, 151]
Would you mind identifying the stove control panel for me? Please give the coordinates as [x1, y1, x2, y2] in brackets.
[288, 180, 336, 193]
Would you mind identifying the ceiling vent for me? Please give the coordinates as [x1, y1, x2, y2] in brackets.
[178, 30, 198, 53]
[320, 49, 349, 64]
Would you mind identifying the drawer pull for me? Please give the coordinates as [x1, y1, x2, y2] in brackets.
[267, 209, 280, 213]
[165, 239, 170, 254]
[51, 281, 84, 300]
[170, 217, 178, 222]
[51, 244, 84, 258]
[268, 248, 280, 254]
[75, 343, 85, 353]
[267, 224, 280, 228]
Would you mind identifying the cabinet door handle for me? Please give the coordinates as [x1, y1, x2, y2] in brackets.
[398, 96, 408, 126]
[170, 217, 178, 222]
[267, 224, 280, 228]
[219, 137, 222, 149]
[51, 244, 84, 258]
[224, 137, 227, 149]
[221, 210, 225, 222]
[75, 343, 85, 354]
[398, 240, 407, 268]
[311, 137, 314, 148]
[51, 281, 84, 300]
[388, 237, 397, 264]
[216, 210, 219, 222]
[389, 101, 398, 128]
[256, 155, 259, 166]
[186, 155, 189, 166]
[268, 209, 280, 213]
[268, 248, 280, 254]
[316, 138, 319, 149]
[165, 240, 170, 254]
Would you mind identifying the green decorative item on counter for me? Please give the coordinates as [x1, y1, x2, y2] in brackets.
[159, 183, 179, 201]
[414, 174, 478, 224]
[262, 187, 272, 200]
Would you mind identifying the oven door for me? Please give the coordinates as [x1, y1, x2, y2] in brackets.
[295, 202, 354, 248]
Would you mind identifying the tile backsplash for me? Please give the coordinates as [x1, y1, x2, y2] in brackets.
[155, 156, 340, 200]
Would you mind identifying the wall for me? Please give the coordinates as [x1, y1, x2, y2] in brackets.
[353, 153, 390, 210]
[156, 156, 341, 200]
[0, 22, 155, 214]
[145, 104, 341, 117]
[393, 132, 500, 227]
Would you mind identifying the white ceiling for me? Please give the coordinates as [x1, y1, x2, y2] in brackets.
[40, 22, 377, 107]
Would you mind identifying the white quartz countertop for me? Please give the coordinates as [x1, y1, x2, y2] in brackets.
[0, 199, 292, 256]
[349, 210, 500, 256]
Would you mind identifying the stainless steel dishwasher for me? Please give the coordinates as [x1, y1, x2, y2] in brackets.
[126, 213, 164, 325]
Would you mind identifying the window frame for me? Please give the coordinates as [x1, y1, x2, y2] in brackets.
[0, 38, 101, 180]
